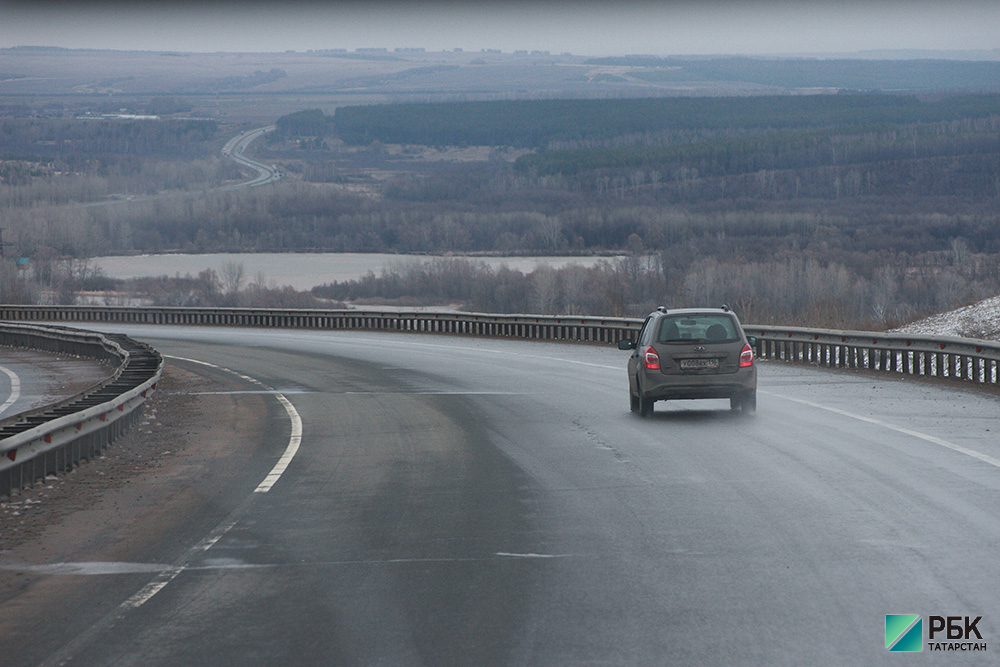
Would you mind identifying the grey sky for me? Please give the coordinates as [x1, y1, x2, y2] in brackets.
[2, 0, 998, 57]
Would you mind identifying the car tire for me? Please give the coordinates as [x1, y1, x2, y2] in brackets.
[730, 396, 741, 411]
[743, 391, 757, 413]
[639, 397, 654, 417]
[630, 388, 640, 412]
[638, 382, 653, 417]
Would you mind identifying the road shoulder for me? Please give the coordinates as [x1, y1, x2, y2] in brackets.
[0, 361, 270, 659]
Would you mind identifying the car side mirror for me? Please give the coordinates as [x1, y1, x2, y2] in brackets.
[618, 339, 636, 350]
[747, 336, 758, 347]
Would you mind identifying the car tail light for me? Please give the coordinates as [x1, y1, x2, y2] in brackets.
[643, 346, 660, 370]
[740, 343, 754, 367]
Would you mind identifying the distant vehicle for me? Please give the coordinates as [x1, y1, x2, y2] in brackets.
[618, 306, 757, 416]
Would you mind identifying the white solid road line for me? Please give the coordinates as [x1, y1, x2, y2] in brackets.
[117, 354, 304, 612]
[765, 389, 1000, 470]
[0, 364, 22, 417]
[163, 354, 303, 493]
[254, 391, 302, 493]
[35, 351, 307, 667]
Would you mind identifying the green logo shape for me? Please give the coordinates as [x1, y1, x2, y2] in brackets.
[886, 614, 923, 652]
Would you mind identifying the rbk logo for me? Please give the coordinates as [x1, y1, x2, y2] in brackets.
[886, 614, 923, 652]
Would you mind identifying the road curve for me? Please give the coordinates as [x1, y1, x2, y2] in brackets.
[0, 349, 111, 418]
[59, 125, 280, 210]
[220, 126, 282, 189]
[2, 326, 998, 666]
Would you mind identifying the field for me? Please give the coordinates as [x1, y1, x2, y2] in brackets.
[4, 47, 1000, 122]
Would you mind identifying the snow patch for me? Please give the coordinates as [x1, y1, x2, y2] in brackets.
[892, 294, 1000, 340]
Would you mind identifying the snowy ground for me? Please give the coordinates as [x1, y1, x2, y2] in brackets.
[892, 294, 1000, 340]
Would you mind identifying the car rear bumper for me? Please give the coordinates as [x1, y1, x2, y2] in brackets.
[640, 368, 756, 401]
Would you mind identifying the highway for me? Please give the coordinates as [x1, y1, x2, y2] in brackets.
[64, 125, 279, 209]
[0, 349, 111, 419]
[220, 126, 282, 189]
[2, 326, 998, 665]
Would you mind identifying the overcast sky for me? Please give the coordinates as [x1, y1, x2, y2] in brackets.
[2, 0, 998, 57]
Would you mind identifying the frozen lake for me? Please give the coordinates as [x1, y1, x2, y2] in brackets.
[89, 253, 616, 291]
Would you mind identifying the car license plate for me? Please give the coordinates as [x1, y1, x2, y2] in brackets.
[680, 358, 719, 370]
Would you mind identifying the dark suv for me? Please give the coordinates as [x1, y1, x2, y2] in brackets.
[618, 307, 757, 416]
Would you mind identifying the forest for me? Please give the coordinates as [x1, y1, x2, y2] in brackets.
[0, 117, 237, 207]
[2, 90, 999, 329]
[331, 95, 1000, 148]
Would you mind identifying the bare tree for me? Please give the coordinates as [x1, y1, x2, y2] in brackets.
[530, 265, 559, 314]
[221, 260, 246, 296]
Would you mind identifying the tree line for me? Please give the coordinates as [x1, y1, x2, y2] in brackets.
[0, 118, 219, 161]
[0, 117, 235, 208]
[309, 251, 997, 330]
[331, 94, 1000, 149]
[515, 118, 1000, 182]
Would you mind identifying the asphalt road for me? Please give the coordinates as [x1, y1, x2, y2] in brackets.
[220, 126, 282, 189]
[0, 348, 111, 418]
[59, 125, 279, 210]
[2, 326, 998, 665]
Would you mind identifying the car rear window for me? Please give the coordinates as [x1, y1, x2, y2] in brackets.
[657, 314, 739, 343]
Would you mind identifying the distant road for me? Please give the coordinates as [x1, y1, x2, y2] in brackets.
[220, 126, 282, 189]
[61, 125, 280, 209]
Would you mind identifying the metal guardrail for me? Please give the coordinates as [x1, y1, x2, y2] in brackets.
[0, 305, 642, 344]
[0, 306, 996, 483]
[0, 322, 163, 498]
[2, 306, 999, 387]
[746, 324, 1000, 385]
